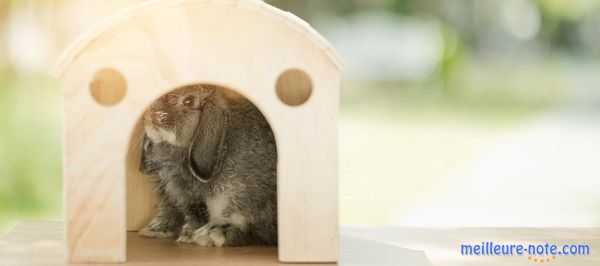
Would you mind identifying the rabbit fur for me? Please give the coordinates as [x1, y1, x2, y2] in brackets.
[138, 85, 277, 247]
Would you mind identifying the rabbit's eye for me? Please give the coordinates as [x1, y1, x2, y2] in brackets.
[183, 95, 195, 107]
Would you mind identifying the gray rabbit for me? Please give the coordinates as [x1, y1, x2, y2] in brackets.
[138, 84, 277, 246]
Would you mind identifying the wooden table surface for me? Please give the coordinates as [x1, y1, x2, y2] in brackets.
[1, 222, 599, 265]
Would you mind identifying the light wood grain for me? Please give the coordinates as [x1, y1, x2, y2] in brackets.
[0, 222, 335, 266]
[55, 0, 341, 263]
[4, 222, 600, 266]
[49, 0, 344, 79]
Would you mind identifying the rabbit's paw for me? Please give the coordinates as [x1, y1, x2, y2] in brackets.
[192, 225, 213, 247]
[176, 223, 196, 243]
[209, 228, 227, 247]
[192, 224, 227, 247]
[176, 234, 194, 243]
[138, 220, 176, 238]
[139, 226, 175, 238]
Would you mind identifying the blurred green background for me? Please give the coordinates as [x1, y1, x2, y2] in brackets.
[1, 0, 600, 234]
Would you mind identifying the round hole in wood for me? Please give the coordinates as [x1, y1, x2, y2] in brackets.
[275, 69, 312, 106]
[89, 68, 127, 106]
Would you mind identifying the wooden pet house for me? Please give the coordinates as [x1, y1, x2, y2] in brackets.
[50, 0, 342, 264]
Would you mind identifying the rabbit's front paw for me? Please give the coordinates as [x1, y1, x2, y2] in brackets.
[176, 223, 197, 243]
[192, 225, 213, 247]
[192, 224, 227, 247]
[138, 219, 176, 238]
[139, 226, 175, 238]
[176, 234, 194, 243]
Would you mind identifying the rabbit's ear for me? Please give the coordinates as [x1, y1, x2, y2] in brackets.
[139, 134, 153, 174]
[198, 86, 215, 101]
[191, 85, 215, 105]
[188, 102, 226, 183]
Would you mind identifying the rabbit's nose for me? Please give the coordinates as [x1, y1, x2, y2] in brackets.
[153, 111, 168, 124]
